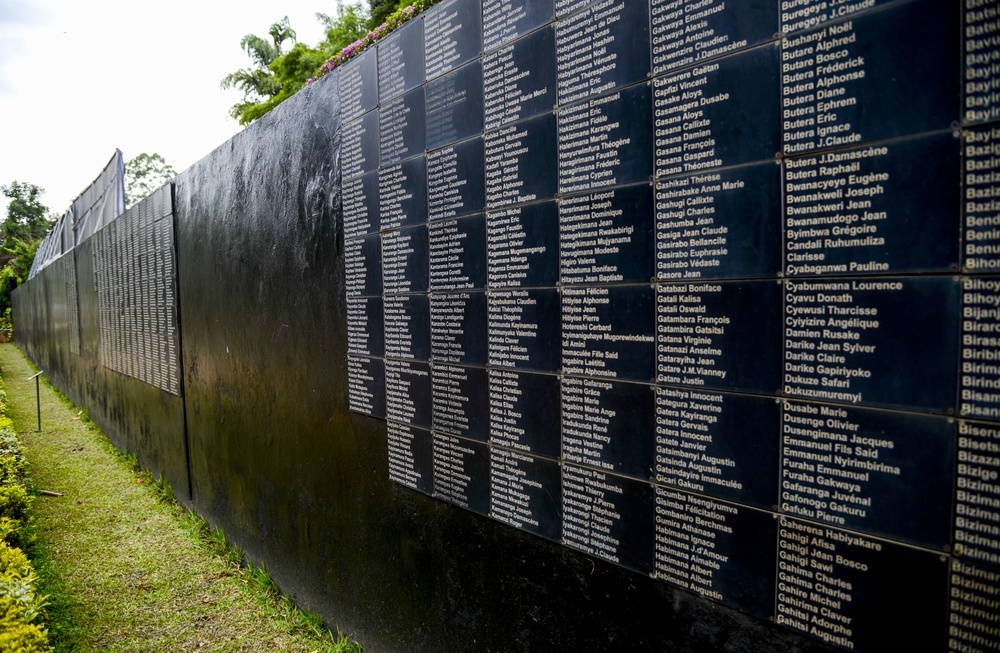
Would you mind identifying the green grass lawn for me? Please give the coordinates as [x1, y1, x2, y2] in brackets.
[0, 343, 362, 653]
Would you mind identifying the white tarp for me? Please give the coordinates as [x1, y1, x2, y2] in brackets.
[29, 150, 125, 279]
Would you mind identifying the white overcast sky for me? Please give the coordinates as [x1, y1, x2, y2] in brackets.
[0, 0, 335, 218]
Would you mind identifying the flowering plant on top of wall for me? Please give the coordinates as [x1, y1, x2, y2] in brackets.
[306, 0, 441, 86]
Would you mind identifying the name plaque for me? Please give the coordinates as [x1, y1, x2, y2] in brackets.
[378, 17, 425, 101]
[432, 363, 488, 440]
[386, 359, 433, 429]
[563, 464, 654, 573]
[384, 294, 430, 361]
[562, 284, 656, 383]
[780, 0, 893, 35]
[428, 137, 486, 220]
[776, 517, 948, 652]
[965, 4, 1000, 125]
[483, 26, 557, 132]
[340, 48, 378, 121]
[961, 276, 1000, 421]
[653, 487, 777, 619]
[655, 386, 779, 508]
[964, 125, 1000, 272]
[560, 183, 654, 286]
[783, 276, 959, 412]
[343, 110, 379, 178]
[954, 421, 1000, 566]
[781, 400, 954, 548]
[650, 0, 778, 75]
[482, 0, 554, 52]
[426, 61, 485, 151]
[949, 559, 1000, 651]
[490, 447, 562, 541]
[387, 421, 433, 494]
[424, 0, 482, 80]
[329, 4, 1000, 651]
[488, 369, 561, 457]
[429, 213, 487, 291]
[485, 112, 558, 209]
[346, 296, 384, 357]
[781, 0, 959, 156]
[382, 225, 428, 295]
[487, 287, 561, 372]
[348, 355, 386, 418]
[656, 162, 781, 281]
[555, 0, 650, 105]
[433, 433, 490, 514]
[657, 280, 783, 394]
[430, 291, 488, 365]
[653, 45, 780, 178]
[561, 376, 654, 478]
[554, 0, 590, 18]
[487, 201, 560, 289]
[344, 170, 379, 238]
[380, 86, 426, 166]
[345, 233, 382, 297]
[63, 255, 78, 354]
[784, 133, 960, 277]
[92, 188, 187, 398]
[558, 83, 654, 195]
[380, 156, 428, 231]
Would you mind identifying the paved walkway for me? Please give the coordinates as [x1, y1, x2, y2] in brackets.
[0, 343, 338, 652]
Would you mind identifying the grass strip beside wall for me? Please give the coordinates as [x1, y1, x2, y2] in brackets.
[0, 343, 363, 652]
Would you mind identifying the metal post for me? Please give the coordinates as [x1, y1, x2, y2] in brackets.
[28, 371, 42, 432]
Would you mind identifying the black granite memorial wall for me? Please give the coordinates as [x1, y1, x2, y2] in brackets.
[13, 1, 1000, 651]
[340, 0, 1000, 650]
[14, 187, 188, 499]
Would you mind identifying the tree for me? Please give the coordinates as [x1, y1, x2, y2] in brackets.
[368, 0, 408, 29]
[221, 17, 298, 125]
[220, 6, 370, 127]
[0, 237, 43, 330]
[1, 181, 52, 244]
[125, 153, 177, 207]
[318, 3, 369, 53]
[0, 183, 50, 327]
[234, 42, 328, 124]
[2, 238, 40, 286]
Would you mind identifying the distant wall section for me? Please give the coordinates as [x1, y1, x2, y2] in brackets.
[15, 185, 188, 499]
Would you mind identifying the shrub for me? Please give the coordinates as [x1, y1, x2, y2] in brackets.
[0, 425, 25, 457]
[0, 604, 49, 653]
[0, 516, 18, 547]
[0, 377, 51, 651]
[308, 0, 440, 83]
[0, 541, 48, 651]
[0, 430, 27, 485]
[0, 425, 32, 549]
[0, 485, 30, 524]
[0, 540, 32, 581]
